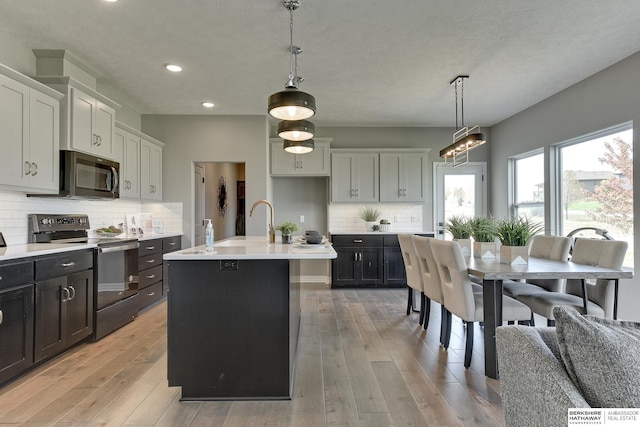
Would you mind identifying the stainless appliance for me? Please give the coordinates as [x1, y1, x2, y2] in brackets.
[28, 214, 139, 341]
[29, 151, 119, 199]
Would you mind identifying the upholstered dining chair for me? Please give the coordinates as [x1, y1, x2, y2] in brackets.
[412, 236, 446, 341]
[516, 238, 627, 326]
[502, 235, 572, 300]
[398, 234, 425, 325]
[431, 239, 532, 368]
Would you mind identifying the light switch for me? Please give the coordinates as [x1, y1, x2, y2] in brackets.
[300, 215, 305, 223]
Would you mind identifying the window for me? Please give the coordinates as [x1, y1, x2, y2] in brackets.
[512, 151, 545, 229]
[557, 125, 633, 267]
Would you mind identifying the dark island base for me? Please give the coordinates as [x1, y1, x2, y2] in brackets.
[167, 259, 300, 400]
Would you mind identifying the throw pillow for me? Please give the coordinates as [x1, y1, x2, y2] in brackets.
[554, 305, 640, 408]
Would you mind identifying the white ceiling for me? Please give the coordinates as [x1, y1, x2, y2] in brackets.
[1, 0, 639, 127]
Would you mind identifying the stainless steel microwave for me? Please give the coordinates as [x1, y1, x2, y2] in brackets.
[57, 151, 120, 199]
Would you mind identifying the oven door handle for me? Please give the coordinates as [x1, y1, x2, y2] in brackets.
[98, 242, 140, 253]
[110, 166, 119, 194]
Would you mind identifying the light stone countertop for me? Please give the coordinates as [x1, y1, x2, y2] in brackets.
[163, 236, 337, 261]
[329, 230, 435, 235]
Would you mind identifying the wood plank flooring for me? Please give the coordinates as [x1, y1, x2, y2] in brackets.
[0, 284, 505, 426]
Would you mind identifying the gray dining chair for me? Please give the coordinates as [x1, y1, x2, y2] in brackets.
[412, 236, 447, 341]
[502, 235, 572, 300]
[516, 238, 627, 325]
[398, 234, 425, 325]
[431, 239, 532, 368]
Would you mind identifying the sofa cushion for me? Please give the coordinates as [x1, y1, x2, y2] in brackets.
[554, 306, 640, 408]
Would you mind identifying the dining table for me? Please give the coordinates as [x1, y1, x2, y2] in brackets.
[466, 256, 633, 379]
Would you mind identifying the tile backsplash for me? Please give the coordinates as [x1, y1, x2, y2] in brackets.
[0, 190, 182, 245]
[329, 203, 425, 232]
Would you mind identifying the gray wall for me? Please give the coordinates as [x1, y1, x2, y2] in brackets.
[490, 51, 640, 321]
[272, 177, 329, 235]
[142, 115, 270, 248]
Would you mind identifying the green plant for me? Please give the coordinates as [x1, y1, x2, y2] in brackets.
[275, 221, 300, 235]
[494, 216, 543, 246]
[469, 216, 496, 242]
[360, 206, 381, 222]
[444, 215, 472, 239]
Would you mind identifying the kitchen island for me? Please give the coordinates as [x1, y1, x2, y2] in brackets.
[163, 236, 336, 400]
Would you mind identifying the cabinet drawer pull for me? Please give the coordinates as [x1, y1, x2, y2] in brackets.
[145, 246, 156, 250]
[147, 291, 156, 296]
[146, 259, 156, 264]
[24, 161, 31, 176]
[68, 285, 76, 300]
[61, 287, 70, 302]
[169, 242, 176, 246]
[0, 276, 2, 281]
[61, 261, 76, 268]
[353, 239, 363, 243]
[0, 309, 3, 325]
[146, 274, 156, 279]
[31, 162, 38, 176]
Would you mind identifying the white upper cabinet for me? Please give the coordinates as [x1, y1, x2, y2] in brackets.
[114, 125, 141, 199]
[35, 77, 119, 160]
[270, 138, 331, 176]
[70, 88, 115, 158]
[379, 152, 426, 202]
[0, 67, 61, 193]
[331, 151, 379, 202]
[140, 138, 163, 201]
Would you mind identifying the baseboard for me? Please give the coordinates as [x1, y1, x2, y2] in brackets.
[300, 275, 330, 284]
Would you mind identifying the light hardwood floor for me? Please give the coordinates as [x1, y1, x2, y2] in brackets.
[0, 284, 505, 426]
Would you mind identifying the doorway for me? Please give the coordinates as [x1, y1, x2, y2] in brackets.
[193, 162, 246, 244]
[434, 162, 487, 238]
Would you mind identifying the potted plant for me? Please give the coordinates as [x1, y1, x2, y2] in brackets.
[275, 221, 300, 244]
[445, 215, 472, 256]
[469, 216, 497, 259]
[495, 216, 543, 264]
[360, 206, 381, 232]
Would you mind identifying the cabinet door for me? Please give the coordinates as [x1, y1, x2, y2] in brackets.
[331, 153, 356, 202]
[70, 88, 96, 155]
[358, 247, 383, 285]
[34, 277, 66, 362]
[65, 270, 93, 346]
[270, 141, 298, 175]
[379, 153, 403, 202]
[331, 247, 358, 286]
[298, 141, 330, 176]
[383, 246, 407, 286]
[94, 101, 115, 158]
[141, 139, 162, 200]
[354, 153, 379, 202]
[402, 153, 426, 202]
[28, 90, 59, 192]
[117, 131, 141, 199]
[0, 284, 34, 385]
[0, 74, 29, 188]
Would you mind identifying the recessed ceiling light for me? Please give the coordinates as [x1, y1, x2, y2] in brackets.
[165, 64, 182, 72]
[104, 0, 118, 2]
[202, 102, 215, 108]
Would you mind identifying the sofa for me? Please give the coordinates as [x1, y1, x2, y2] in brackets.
[496, 306, 640, 427]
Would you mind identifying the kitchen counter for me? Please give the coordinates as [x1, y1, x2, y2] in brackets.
[329, 230, 435, 235]
[166, 235, 333, 400]
[163, 235, 337, 260]
[0, 232, 183, 262]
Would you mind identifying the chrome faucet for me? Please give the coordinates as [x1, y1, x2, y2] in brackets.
[249, 199, 275, 243]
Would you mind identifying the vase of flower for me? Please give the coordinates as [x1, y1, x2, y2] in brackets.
[360, 206, 381, 232]
[276, 221, 300, 244]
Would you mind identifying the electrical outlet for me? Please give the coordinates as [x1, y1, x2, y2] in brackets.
[300, 215, 305, 223]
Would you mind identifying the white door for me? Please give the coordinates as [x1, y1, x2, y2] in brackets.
[434, 162, 487, 238]
[194, 164, 205, 246]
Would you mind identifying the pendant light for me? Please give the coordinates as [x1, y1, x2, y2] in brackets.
[277, 119, 315, 141]
[439, 75, 486, 166]
[283, 139, 314, 154]
[268, 0, 316, 121]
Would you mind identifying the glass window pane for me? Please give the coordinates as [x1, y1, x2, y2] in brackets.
[444, 174, 476, 220]
[560, 128, 633, 267]
[516, 153, 544, 204]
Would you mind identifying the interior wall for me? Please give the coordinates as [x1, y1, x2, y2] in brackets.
[272, 177, 329, 235]
[490, 51, 640, 321]
[141, 115, 270, 248]
[0, 30, 36, 76]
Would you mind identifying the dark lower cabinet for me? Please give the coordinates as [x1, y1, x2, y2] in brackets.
[331, 233, 434, 288]
[35, 270, 93, 362]
[0, 284, 34, 385]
